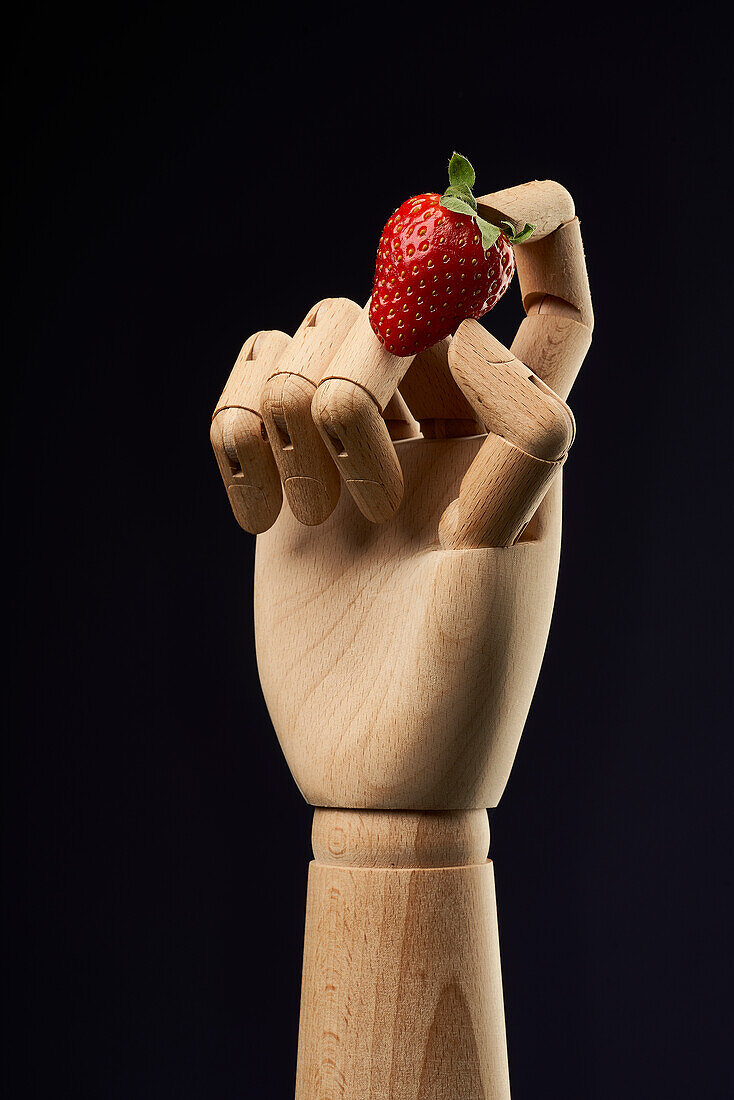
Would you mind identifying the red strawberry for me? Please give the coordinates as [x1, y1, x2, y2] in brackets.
[369, 153, 534, 355]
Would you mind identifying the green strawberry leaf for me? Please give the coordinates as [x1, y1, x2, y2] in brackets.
[440, 195, 477, 218]
[448, 152, 476, 191]
[443, 184, 477, 210]
[475, 216, 501, 250]
[506, 222, 536, 244]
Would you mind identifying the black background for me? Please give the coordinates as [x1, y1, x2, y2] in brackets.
[4, 4, 733, 1098]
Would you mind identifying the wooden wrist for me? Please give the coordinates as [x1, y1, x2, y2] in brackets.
[296, 808, 511, 1100]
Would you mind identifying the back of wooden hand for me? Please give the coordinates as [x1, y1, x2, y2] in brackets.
[212, 181, 593, 811]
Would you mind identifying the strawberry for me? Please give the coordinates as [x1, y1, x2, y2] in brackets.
[369, 153, 534, 355]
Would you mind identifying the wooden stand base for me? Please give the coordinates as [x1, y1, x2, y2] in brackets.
[295, 809, 511, 1100]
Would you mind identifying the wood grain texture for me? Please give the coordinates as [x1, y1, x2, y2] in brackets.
[254, 439, 562, 810]
[510, 312, 592, 402]
[312, 807, 490, 867]
[269, 298, 363, 386]
[312, 379, 405, 523]
[317, 300, 414, 411]
[448, 320, 575, 461]
[210, 409, 283, 533]
[296, 810, 510, 1100]
[514, 218, 594, 329]
[439, 435, 564, 551]
[311, 303, 419, 521]
[383, 389, 421, 441]
[399, 336, 481, 436]
[211, 329, 290, 532]
[260, 300, 361, 526]
[213, 329, 291, 414]
[436, 320, 573, 549]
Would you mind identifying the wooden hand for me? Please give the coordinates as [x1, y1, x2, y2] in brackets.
[210, 179, 592, 810]
[210, 180, 593, 1099]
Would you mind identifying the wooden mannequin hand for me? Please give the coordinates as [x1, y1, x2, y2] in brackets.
[211, 181, 593, 810]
